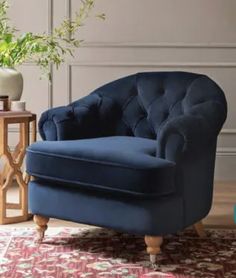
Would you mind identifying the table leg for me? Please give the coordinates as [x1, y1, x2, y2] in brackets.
[0, 119, 31, 224]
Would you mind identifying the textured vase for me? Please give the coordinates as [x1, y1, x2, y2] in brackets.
[0, 67, 23, 101]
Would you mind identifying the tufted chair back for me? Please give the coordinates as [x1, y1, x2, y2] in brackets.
[72, 71, 227, 142]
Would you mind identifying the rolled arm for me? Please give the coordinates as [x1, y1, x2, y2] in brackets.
[157, 92, 227, 161]
[38, 105, 96, 141]
[157, 115, 217, 161]
[39, 106, 68, 140]
[39, 93, 101, 141]
[39, 93, 120, 141]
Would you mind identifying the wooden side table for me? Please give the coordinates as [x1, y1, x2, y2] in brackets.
[0, 112, 36, 224]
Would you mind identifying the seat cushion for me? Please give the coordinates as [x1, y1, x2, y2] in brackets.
[26, 136, 175, 197]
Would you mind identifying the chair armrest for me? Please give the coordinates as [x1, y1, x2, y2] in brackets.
[157, 102, 226, 161]
[39, 106, 63, 140]
[39, 90, 99, 141]
[39, 105, 90, 141]
[156, 76, 227, 161]
[39, 94, 119, 141]
[157, 115, 211, 159]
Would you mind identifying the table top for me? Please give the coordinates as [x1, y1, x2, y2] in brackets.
[0, 111, 36, 118]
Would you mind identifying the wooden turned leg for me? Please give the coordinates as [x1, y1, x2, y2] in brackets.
[145, 236, 163, 264]
[34, 215, 49, 243]
[194, 221, 206, 238]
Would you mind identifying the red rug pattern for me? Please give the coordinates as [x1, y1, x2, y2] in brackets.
[0, 227, 235, 278]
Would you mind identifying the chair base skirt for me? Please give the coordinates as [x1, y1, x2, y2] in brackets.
[30, 180, 207, 263]
[29, 180, 185, 236]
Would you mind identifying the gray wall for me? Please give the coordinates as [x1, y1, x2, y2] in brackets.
[9, 0, 236, 181]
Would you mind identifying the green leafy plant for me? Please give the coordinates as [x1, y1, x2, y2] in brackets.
[0, 0, 105, 80]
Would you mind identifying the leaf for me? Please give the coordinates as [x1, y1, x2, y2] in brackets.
[0, 40, 8, 51]
[3, 33, 12, 43]
[96, 13, 106, 20]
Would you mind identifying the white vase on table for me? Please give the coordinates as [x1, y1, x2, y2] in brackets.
[0, 67, 23, 101]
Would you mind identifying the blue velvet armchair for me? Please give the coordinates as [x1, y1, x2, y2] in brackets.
[26, 71, 227, 262]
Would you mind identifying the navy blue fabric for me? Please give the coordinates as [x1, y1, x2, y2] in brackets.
[27, 71, 227, 235]
[39, 72, 227, 146]
[29, 180, 184, 236]
[176, 140, 217, 225]
[26, 136, 175, 196]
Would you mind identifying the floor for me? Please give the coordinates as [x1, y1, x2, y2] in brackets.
[2, 182, 236, 229]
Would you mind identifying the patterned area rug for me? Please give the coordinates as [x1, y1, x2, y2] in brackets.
[0, 227, 235, 278]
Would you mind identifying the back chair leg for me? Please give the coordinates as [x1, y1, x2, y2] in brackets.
[34, 215, 50, 243]
[193, 220, 206, 237]
[145, 235, 163, 263]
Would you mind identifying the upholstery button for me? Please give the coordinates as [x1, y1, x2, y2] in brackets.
[68, 111, 74, 118]
[143, 110, 148, 117]
[164, 111, 169, 119]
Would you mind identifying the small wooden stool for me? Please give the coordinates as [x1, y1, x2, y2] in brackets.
[0, 111, 36, 224]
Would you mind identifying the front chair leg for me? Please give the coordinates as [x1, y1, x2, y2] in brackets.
[193, 221, 206, 238]
[145, 236, 163, 264]
[34, 215, 49, 243]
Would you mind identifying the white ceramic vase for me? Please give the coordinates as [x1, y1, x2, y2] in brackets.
[0, 67, 23, 101]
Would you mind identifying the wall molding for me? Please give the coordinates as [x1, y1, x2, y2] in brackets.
[67, 63, 72, 104]
[22, 0, 53, 109]
[68, 61, 236, 68]
[216, 147, 236, 156]
[66, 0, 72, 104]
[47, 0, 53, 109]
[66, 0, 72, 22]
[65, 2, 236, 52]
[66, 0, 72, 40]
[81, 42, 236, 49]
[221, 129, 236, 135]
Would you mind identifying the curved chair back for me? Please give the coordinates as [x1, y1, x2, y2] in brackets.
[75, 72, 227, 140]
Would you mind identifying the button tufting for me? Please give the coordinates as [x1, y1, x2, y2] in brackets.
[161, 112, 169, 123]
[68, 110, 74, 118]
[158, 88, 165, 95]
[142, 110, 148, 117]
